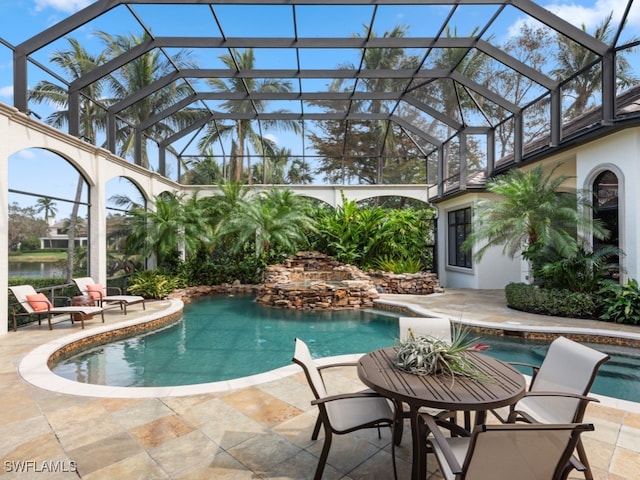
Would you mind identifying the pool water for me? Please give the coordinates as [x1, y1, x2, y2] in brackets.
[52, 295, 640, 402]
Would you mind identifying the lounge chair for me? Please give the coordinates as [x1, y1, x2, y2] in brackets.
[292, 338, 397, 480]
[9, 285, 105, 331]
[72, 277, 145, 314]
[422, 413, 595, 480]
[492, 336, 610, 480]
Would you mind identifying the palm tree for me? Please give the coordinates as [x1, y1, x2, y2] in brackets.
[28, 38, 106, 279]
[463, 164, 608, 267]
[35, 197, 58, 223]
[215, 187, 313, 261]
[331, 25, 417, 183]
[35, 197, 58, 248]
[252, 146, 292, 184]
[28, 37, 108, 142]
[424, 27, 489, 175]
[197, 48, 300, 183]
[552, 13, 638, 118]
[124, 192, 213, 269]
[96, 31, 203, 167]
[287, 158, 314, 184]
[182, 147, 224, 185]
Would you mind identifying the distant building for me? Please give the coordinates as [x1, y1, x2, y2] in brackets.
[40, 220, 87, 249]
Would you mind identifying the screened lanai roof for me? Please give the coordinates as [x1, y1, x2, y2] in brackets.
[6, 0, 640, 195]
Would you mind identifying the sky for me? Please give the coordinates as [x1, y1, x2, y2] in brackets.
[2, 0, 640, 220]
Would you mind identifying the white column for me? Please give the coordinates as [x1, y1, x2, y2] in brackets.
[0, 130, 9, 335]
[89, 151, 109, 286]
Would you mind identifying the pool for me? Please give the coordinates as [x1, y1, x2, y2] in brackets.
[52, 295, 640, 402]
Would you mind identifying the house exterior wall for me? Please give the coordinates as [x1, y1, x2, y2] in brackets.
[575, 128, 640, 284]
[439, 127, 640, 290]
[435, 193, 522, 290]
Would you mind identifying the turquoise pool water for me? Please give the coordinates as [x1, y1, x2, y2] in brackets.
[52, 295, 640, 402]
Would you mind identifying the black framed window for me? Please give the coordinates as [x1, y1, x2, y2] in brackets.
[593, 170, 619, 249]
[448, 207, 472, 268]
[593, 170, 619, 279]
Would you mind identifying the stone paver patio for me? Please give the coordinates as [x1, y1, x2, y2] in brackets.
[1, 289, 639, 479]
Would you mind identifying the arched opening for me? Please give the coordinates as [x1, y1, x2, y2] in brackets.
[592, 170, 619, 278]
[8, 148, 90, 281]
[105, 177, 147, 277]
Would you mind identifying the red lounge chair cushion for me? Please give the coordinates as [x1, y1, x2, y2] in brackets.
[26, 293, 52, 311]
[86, 284, 105, 300]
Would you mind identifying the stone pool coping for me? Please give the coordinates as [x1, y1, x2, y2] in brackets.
[17, 296, 640, 414]
[376, 296, 640, 348]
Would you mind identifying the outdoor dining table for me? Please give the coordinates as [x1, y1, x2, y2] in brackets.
[357, 347, 526, 480]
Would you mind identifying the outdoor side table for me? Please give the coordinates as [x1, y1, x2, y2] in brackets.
[72, 295, 95, 321]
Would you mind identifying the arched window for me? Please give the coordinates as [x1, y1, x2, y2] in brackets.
[593, 170, 619, 277]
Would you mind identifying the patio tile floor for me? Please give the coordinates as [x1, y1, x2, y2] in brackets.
[2, 290, 639, 479]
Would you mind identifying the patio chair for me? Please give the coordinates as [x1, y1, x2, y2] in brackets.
[9, 285, 105, 331]
[292, 338, 397, 480]
[73, 277, 145, 314]
[398, 316, 452, 342]
[398, 317, 472, 433]
[492, 336, 610, 480]
[422, 413, 594, 480]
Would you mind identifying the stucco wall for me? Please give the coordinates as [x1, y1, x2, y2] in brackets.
[437, 127, 640, 290]
[436, 193, 522, 290]
[575, 129, 640, 283]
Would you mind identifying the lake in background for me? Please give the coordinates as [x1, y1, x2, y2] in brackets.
[8, 261, 64, 278]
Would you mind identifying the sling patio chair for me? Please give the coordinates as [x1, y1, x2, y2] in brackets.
[73, 277, 145, 314]
[422, 413, 595, 480]
[490, 336, 610, 480]
[9, 284, 105, 331]
[397, 317, 473, 436]
[398, 316, 452, 342]
[292, 338, 397, 480]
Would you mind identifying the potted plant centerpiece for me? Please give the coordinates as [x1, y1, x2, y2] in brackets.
[396, 325, 490, 383]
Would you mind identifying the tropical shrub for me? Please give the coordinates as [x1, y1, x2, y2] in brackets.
[373, 255, 423, 274]
[505, 283, 598, 318]
[127, 270, 181, 299]
[312, 196, 435, 271]
[531, 244, 620, 293]
[178, 247, 265, 285]
[597, 279, 640, 325]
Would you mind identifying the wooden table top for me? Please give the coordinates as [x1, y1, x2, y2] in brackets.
[357, 347, 526, 411]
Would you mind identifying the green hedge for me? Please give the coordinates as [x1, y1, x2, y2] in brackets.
[505, 283, 598, 319]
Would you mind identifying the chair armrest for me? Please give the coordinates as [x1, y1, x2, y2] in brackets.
[316, 362, 359, 381]
[317, 362, 358, 371]
[508, 391, 599, 424]
[422, 413, 464, 475]
[106, 286, 123, 295]
[311, 391, 385, 406]
[520, 391, 599, 403]
[12, 302, 39, 316]
[52, 295, 72, 307]
[433, 412, 473, 437]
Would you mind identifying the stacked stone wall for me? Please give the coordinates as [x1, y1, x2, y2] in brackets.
[256, 252, 442, 310]
[369, 271, 443, 295]
[256, 252, 379, 310]
[169, 252, 442, 310]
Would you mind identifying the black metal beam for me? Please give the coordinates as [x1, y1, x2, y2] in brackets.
[513, 0, 609, 55]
